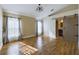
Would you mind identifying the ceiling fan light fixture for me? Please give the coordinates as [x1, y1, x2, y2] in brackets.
[36, 4, 43, 12]
[51, 9, 54, 12]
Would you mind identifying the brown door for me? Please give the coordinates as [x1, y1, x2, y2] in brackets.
[64, 14, 78, 42]
[63, 14, 78, 54]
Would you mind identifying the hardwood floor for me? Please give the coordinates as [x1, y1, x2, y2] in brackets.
[0, 36, 78, 55]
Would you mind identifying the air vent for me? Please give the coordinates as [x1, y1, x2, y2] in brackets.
[48, 9, 54, 17]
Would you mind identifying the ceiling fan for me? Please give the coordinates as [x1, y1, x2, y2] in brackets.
[36, 4, 43, 12]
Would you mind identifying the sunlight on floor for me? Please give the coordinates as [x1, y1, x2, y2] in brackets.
[7, 43, 19, 55]
[36, 37, 43, 50]
[19, 42, 38, 55]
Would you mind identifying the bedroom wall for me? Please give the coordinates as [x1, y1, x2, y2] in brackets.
[21, 16, 36, 38]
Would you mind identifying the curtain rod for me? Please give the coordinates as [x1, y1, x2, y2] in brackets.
[3, 15, 21, 19]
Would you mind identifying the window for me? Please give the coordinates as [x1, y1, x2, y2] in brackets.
[37, 21, 42, 35]
[0, 15, 2, 47]
[8, 17, 20, 41]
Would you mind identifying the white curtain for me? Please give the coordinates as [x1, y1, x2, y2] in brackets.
[43, 17, 56, 39]
[0, 15, 3, 47]
[8, 17, 20, 41]
[37, 21, 42, 35]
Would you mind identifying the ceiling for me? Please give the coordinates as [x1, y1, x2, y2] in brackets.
[1, 4, 69, 19]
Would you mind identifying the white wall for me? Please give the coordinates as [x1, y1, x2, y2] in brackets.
[43, 17, 56, 39]
[0, 6, 3, 48]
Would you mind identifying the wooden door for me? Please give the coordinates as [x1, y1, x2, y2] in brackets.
[63, 14, 78, 54]
[64, 14, 78, 41]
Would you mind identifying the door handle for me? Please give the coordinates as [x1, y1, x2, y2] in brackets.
[74, 35, 78, 37]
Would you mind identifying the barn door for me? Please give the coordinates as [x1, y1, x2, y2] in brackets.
[63, 14, 78, 54]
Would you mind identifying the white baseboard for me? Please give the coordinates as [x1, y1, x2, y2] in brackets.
[22, 35, 36, 39]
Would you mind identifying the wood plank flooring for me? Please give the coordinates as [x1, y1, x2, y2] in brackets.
[0, 36, 78, 55]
